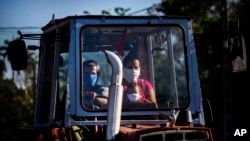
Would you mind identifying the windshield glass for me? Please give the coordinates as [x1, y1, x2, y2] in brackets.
[80, 25, 188, 111]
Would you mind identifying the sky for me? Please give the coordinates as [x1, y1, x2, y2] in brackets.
[0, 0, 162, 82]
[0, 0, 162, 45]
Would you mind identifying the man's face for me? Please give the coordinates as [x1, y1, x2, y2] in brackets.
[84, 64, 98, 74]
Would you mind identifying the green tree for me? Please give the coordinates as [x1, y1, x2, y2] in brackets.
[0, 41, 34, 141]
[83, 7, 131, 16]
[157, 0, 250, 140]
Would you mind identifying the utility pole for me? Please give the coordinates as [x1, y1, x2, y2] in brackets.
[221, 0, 233, 141]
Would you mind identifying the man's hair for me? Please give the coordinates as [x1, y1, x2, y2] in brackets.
[83, 59, 100, 71]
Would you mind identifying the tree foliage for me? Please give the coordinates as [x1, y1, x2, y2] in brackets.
[0, 42, 34, 141]
[0, 78, 34, 140]
[157, 0, 250, 140]
[156, 0, 249, 99]
[83, 7, 131, 16]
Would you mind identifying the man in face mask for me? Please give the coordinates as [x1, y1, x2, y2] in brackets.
[122, 52, 157, 104]
[83, 60, 108, 109]
[83, 60, 99, 87]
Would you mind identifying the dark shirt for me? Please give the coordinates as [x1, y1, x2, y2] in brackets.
[83, 85, 108, 109]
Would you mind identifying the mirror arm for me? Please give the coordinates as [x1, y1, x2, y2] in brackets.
[17, 30, 23, 39]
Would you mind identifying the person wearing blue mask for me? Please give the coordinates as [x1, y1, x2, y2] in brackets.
[83, 60, 108, 109]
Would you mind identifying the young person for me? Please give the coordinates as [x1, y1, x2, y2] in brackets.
[122, 52, 157, 104]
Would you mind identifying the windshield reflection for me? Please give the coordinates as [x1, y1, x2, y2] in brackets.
[80, 26, 188, 111]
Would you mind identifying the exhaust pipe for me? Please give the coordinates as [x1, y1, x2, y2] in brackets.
[104, 50, 123, 141]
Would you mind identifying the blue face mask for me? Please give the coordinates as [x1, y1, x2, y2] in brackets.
[84, 73, 98, 87]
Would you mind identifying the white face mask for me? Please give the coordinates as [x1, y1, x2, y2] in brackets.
[123, 68, 140, 83]
[127, 93, 140, 102]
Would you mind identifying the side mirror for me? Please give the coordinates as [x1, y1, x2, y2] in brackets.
[7, 39, 28, 70]
[229, 32, 247, 72]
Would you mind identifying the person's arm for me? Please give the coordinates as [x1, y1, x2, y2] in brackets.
[144, 80, 157, 104]
[147, 89, 157, 104]
[95, 86, 109, 105]
[95, 97, 108, 105]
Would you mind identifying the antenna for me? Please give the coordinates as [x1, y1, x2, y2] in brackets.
[51, 14, 55, 24]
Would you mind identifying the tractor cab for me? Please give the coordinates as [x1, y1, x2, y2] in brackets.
[9, 16, 214, 141]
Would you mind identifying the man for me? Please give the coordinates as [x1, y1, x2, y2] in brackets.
[83, 60, 108, 109]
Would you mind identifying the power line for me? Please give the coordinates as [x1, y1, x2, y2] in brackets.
[128, 3, 162, 16]
[0, 27, 42, 36]
[0, 26, 41, 30]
